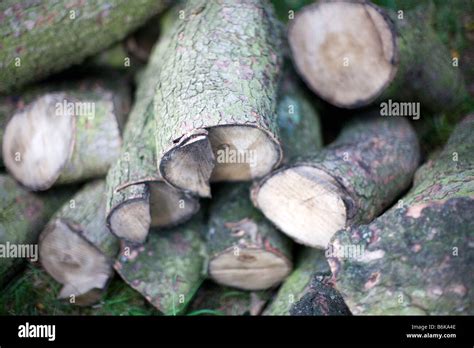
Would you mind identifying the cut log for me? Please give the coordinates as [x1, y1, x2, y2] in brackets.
[288, 1, 466, 109]
[0, 0, 167, 93]
[207, 183, 292, 291]
[252, 114, 420, 248]
[2, 79, 129, 191]
[264, 248, 350, 315]
[39, 180, 119, 306]
[154, 0, 284, 197]
[115, 216, 207, 315]
[329, 114, 474, 315]
[276, 69, 323, 162]
[188, 281, 271, 316]
[0, 175, 71, 287]
[106, 14, 199, 243]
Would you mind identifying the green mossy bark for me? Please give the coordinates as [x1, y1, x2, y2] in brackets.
[106, 13, 198, 239]
[330, 114, 474, 315]
[154, 0, 283, 191]
[115, 216, 207, 315]
[0, 175, 71, 287]
[0, 0, 168, 93]
[293, 113, 420, 226]
[264, 248, 349, 316]
[381, 6, 467, 110]
[207, 183, 293, 282]
[3, 78, 129, 190]
[276, 70, 323, 162]
[188, 281, 271, 316]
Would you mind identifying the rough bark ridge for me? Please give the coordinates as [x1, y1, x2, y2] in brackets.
[276, 70, 323, 162]
[264, 248, 350, 316]
[39, 180, 119, 305]
[0, 0, 168, 93]
[154, 0, 283, 196]
[329, 114, 474, 315]
[207, 183, 292, 290]
[114, 216, 207, 315]
[2, 79, 129, 190]
[188, 281, 271, 316]
[0, 175, 71, 286]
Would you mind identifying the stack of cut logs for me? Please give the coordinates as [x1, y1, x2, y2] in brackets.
[0, 0, 472, 316]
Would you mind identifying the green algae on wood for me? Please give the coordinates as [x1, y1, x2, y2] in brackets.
[0, 175, 72, 287]
[0, 0, 168, 93]
[106, 12, 199, 244]
[153, 0, 284, 197]
[329, 114, 474, 315]
[115, 216, 207, 315]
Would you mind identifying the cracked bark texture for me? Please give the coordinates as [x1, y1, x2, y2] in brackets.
[2, 78, 129, 190]
[106, 12, 198, 242]
[153, 0, 283, 195]
[39, 180, 119, 305]
[0, 175, 71, 287]
[114, 216, 207, 315]
[329, 114, 474, 315]
[188, 281, 271, 316]
[207, 183, 292, 290]
[293, 113, 419, 227]
[0, 0, 168, 93]
[264, 248, 349, 316]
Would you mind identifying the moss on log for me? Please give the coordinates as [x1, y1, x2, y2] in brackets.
[2, 78, 129, 191]
[0, 175, 71, 287]
[153, 0, 284, 197]
[115, 216, 207, 315]
[288, 1, 466, 109]
[252, 113, 420, 248]
[329, 114, 474, 315]
[39, 180, 119, 306]
[0, 0, 168, 93]
[207, 183, 292, 290]
[106, 13, 199, 243]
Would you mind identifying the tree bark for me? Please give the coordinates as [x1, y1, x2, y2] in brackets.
[329, 114, 474, 315]
[207, 183, 292, 291]
[39, 180, 119, 306]
[0, 0, 168, 93]
[188, 281, 271, 316]
[115, 216, 207, 315]
[153, 0, 284, 197]
[276, 69, 323, 162]
[106, 13, 199, 244]
[264, 248, 350, 315]
[0, 175, 71, 287]
[2, 78, 129, 191]
[288, 0, 466, 109]
[252, 113, 420, 248]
